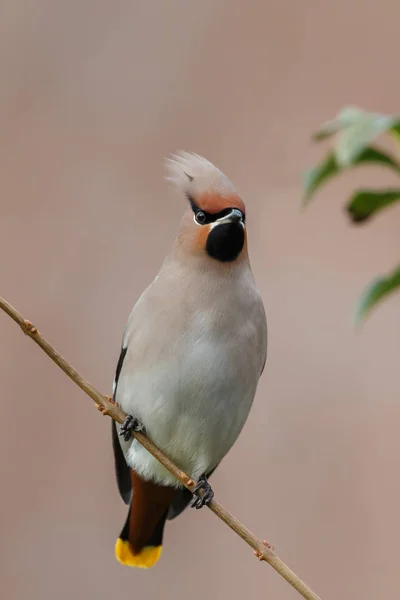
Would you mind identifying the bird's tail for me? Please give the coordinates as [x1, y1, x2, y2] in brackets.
[115, 471, 176, 569]
[115, 504, 167, 568]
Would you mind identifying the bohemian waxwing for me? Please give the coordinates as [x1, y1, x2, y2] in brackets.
[111, 152, 267, 568]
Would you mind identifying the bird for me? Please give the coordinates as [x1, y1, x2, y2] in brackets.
[111, 152, 267, 568]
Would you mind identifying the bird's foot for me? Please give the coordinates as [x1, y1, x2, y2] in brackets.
[119, 414, 146, 441]
[191, 474, 214, 509]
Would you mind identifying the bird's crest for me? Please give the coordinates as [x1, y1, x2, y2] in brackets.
[166, 152, 245, 214]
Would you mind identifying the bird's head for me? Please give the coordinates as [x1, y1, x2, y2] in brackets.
[166, 152, 247, 263]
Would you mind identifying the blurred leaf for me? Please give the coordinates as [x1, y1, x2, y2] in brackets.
[313, 106, 400, 167]
[391, 122, 400, 138]
[347, 189, 400, 223]
[336, 113, 399, 167]
[390, 122, 400, 154]
[303, 153, 337, 203]
[303, 146, 400, 203]
[356, 265, 400, 323]
[313, 106, 366, 141]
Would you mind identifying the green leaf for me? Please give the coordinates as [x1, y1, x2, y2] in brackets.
[313, 106, 400, 167]
[390, 122, 400, 151]
[356, 265, 400, 323]
[391, 122, 400, 137]
[303, 146, 400, 204]
[313, 106, 367, 141]
[303, 153, 337, 203]
[347, 189, 400, 223]
[336, 113, 399, 167]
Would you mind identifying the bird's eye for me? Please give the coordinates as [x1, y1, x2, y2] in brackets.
[195, 211, 206, 225]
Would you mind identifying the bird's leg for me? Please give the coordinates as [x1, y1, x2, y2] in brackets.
[191, 474, 214, 509]
[119, 414, 146, 441]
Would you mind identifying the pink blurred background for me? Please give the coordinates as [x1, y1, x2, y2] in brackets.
[1, 2, 399, 599]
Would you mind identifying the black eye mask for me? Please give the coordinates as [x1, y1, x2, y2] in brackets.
[187, 194, 245, 224]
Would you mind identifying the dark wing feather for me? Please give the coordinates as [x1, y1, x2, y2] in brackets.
[111, 345, 131, 504]
[111, 419, 132, 504]
[167, 487, 192, 520]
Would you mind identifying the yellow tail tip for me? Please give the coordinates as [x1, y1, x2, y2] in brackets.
[115, 538, 162, 568]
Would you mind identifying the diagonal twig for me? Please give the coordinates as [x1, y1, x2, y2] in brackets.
[0, 295, 322, 600]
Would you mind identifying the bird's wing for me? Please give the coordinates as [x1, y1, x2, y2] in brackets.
[111, 419, 132, 504]
[111, 343, 132, 504]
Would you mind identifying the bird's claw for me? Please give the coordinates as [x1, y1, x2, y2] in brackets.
[190, 475, 214, 509]
[119, 414, 146, 441]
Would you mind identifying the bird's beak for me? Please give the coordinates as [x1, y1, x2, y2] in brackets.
[217, 208, 244, 225]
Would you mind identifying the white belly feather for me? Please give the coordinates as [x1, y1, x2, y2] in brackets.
[115, 264, 267, 487]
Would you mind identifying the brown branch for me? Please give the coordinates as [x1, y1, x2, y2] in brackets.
[0, 296, 323, 600]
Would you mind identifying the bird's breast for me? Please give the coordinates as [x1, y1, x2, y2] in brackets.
[116, 265, 267, 485]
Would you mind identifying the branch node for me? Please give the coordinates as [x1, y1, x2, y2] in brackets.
[96, 404, 111, 416]
[181, 474, 195, 488]
[262, 539, 274, 551]
[23, 319, 38, 334]
[254, 540, 275, 561]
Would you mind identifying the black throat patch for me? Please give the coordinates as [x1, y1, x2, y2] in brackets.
[206, 222, 245, 262]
